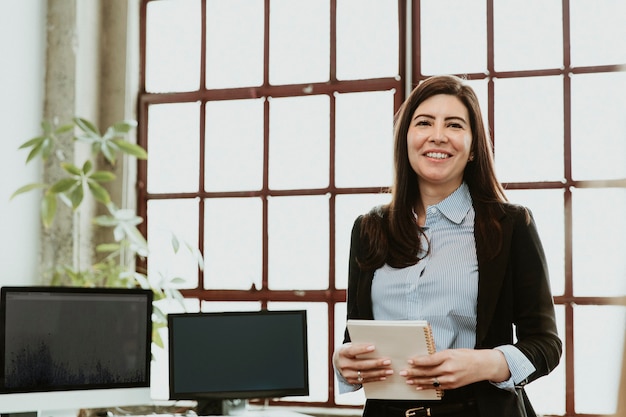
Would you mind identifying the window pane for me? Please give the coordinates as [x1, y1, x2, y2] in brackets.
[269, 302, 328, 402]
[147, 199, 200, 288]
[494, 76, 564, 182]
[206, 0, 264, 88]
[525, 305, 566, 415]
[269, 95, 330, 190]
[571, 72, 626, 181]
[420, 0, 487, 75]
[570, 0, 626, 67]
[464, 78, 489, 119]
[335, 91, 394, 188]
[268, 195, 329, 290]
[204, 198, 262, 290]
[269, 0, 329, 85]
[336, 0, 398, 80]
[494, 0, 562, 71]
[574, 305, 626, 414]
[335, 193, 392, 290]
[334, 302, 366, 406]
[572, 188, 626, 297]
[505, 189, 565, 296]
[146, 0, 200, 92]
[205, 99, 264, 192]
[147, 102, 200, 193]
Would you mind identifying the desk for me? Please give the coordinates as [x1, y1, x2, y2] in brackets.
[201, 411, 310, 417]
[77, 405, 312, 417]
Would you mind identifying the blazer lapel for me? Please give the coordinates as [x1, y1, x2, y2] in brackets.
[475, 205, 514, 346]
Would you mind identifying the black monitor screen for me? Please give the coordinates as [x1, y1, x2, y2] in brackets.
[168, 310, 309, 404]
[0, 286, 153, 394]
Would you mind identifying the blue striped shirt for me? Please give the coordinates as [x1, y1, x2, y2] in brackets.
[337, 183, 535, 393]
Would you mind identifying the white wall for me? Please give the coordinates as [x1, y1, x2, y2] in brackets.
[0, 1, 47, 286]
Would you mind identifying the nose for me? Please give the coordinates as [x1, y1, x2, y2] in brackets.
[430, 123, 447, 144]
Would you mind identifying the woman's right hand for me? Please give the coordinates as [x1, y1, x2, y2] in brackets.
[333, 342, 394, 385]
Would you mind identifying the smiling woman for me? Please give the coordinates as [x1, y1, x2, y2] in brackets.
[333, 75, 562, 417]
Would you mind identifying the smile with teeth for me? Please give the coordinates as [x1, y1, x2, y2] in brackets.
[425, 152, 450, 159]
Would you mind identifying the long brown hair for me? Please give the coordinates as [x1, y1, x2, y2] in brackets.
[359, 75, 508, 270]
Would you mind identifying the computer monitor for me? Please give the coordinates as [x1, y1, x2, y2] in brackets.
[168, 310, 309, 415]
[0, 286, 153, 414]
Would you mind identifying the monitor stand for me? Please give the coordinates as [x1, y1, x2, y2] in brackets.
[196, 399, 246, 416]
[195, 400, 310, 416]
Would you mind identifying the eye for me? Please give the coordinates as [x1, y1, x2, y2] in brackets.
[415, 119, 431, 127]
[447, 122, 464, 129]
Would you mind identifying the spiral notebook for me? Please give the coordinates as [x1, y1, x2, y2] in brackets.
[347, 319, 443, 400]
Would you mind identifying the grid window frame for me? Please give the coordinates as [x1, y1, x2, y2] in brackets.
[138, 0, 626, 413]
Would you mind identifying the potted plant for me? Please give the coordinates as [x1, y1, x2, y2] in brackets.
[11, 117, 202, 350]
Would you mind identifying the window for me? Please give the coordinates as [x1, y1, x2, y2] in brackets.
[139, 0, 626, 414]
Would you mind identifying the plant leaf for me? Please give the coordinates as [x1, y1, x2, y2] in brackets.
[73, 117, 99, 135]
[25, 141, 45, 163]
[152, 304, 167, 323]
[96, 243, 121, 253]
[49, 178, 78, 194]
[87, 181, 111, 204]
[92, 214, 119, 227]
[132, 272, 150, 289]
[68, 183, 84, 209]
[61, 162, 82, 176]
[40, 137, 55, 160]
[112, 139, 148, 159]
[82, 159, 93, 174]
[90, 141, 102, 154]
[41, 192, 57, 228]
[171, 234, 180, 253]
[10, 183, 46, 200]
[89, 171, 116, 182]
[168, 277, 187, 285]
[152, 328, 164, 349]
[101, 141, 117, 164]
[54, 123, 75, 135]
[18, 136, 44, 150]
[41, 120, 53, 135]
[112, 120, 137, 133]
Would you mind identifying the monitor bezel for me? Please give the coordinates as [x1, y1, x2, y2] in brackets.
[167, 309, 309, 402]
[0, 285, 153, 395]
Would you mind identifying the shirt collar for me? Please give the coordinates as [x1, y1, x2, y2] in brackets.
[430, 182, 473, 225]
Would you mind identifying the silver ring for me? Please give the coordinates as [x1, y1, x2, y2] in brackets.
[432, 378, 440, 388]
[357, 370, 363, 383]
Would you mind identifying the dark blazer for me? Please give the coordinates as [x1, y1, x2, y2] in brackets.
[343, 202, 562, 417]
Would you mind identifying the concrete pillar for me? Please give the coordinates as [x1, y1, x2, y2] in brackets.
[41, 0, 78, 275]
[41, 0, 137, 281]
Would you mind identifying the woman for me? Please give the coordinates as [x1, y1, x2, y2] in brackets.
[333, 75, 562, 417]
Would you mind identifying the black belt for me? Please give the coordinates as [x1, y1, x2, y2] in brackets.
[377, 400, 477, 417]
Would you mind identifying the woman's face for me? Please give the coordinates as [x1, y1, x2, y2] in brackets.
[407, 94, 473, 193]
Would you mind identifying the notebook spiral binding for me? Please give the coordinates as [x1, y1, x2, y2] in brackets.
[423, 324, 444, 398]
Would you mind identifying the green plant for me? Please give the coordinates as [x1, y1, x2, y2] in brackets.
[11, 117, 201, 350]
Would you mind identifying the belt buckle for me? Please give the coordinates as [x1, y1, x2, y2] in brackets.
[405, 406, 431, 417]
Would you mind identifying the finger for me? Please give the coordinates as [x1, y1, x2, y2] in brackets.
[347, 342, 376, 358]
[405, 375, 444, 389]
[408, 351, 445, 366]
[401, 362, 438, 378]
[356, 369, 364, 384]
[354, 366, 394, 384]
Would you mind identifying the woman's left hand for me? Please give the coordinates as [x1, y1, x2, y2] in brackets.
[399, 348, 511, 390]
